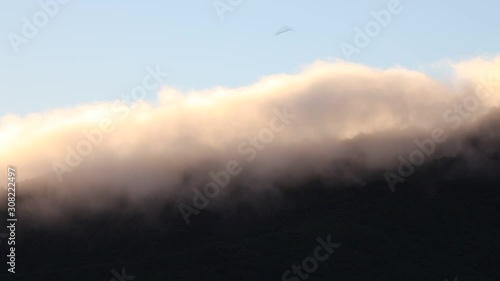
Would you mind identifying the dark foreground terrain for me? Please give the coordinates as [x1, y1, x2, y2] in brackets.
[0, 147, 500, 281]
[1, 164, 500, 281]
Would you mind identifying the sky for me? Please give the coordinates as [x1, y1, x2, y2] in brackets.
[0, 0, 499, 116]
[2, 0, 500, 231]
[2, 3, 500, 279]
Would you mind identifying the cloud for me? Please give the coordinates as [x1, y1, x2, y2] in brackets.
[2, 57, 500, 221]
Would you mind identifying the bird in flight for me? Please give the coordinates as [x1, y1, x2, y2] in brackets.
[274, 26, 294, 36]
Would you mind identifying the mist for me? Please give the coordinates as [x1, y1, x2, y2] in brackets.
[2, 56, 500, 222]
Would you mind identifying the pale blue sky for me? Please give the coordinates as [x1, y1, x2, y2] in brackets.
[0, 0, 498, 116]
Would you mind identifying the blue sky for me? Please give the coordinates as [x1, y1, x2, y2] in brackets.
[0, 0, 499, 116]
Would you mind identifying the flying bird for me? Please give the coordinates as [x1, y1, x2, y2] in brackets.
[274, 26, 294, 36]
